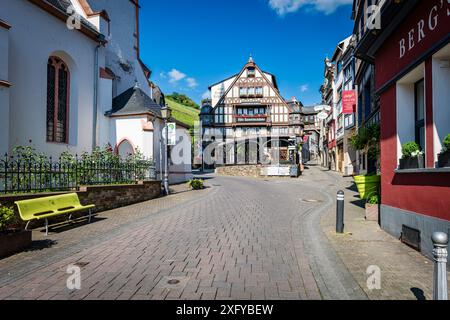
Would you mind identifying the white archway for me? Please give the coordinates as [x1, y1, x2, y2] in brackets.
[117, 139, 134, 159]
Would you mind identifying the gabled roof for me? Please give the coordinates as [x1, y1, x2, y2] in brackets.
[212, 58, 288, 110]
[208, 70, 278, 90]
[106, 85, 162, 118]
[331, 36, 352, 62]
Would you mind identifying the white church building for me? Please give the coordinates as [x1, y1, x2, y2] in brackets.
[0, 0, 193, 184]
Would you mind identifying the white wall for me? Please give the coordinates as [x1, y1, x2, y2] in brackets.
[111, 116, 154, 159]
[3, 0, 99, 157]
[89, 0, 150, 97]
[396, 64, 425, 162]
[432, 48, 450, 163]
[97, 77, 113, 147]
[169, 127, 194, 184]
[0, 25, 10, 155]
[211, 77, 236, 107]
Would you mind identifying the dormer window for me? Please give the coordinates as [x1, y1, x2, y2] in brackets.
[248, 67, 255, 77]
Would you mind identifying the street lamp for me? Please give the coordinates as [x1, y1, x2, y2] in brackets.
[161, 104, 172, 195]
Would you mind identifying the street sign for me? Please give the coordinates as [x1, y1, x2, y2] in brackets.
[167, 123, 177, 146]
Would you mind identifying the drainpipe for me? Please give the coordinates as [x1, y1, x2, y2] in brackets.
[92, 34, 106, 150]
[92, 44, 100, 150]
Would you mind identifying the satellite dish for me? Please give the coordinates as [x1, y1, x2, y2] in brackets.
[317, 111, 329, 120]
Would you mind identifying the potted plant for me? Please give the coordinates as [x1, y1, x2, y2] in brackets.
[365, 194, 379, 222]
[353, 174, 381, 199]
[188, 179, 205, 190]
[350, 124, 381, 199]
[0, 204, 32, 259]
[399, 142, 424, 169]
[437, 134, 450, 168]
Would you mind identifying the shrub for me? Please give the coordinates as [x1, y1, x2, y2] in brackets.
[349, 127, 369, 151]
[0, 205, 15, 232]
[188, 179, 204, 190]
[443, 134, 450, 152]
[349, 124, 380, 158]
[401, 142, 421, 159]
[367, 195, 379, 205]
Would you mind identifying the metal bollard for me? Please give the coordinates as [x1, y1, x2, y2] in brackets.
[336, 190, 345, 234]
[432, 232, 448, 300]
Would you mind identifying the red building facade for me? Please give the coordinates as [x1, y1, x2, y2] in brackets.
[373, 0, 450, 258]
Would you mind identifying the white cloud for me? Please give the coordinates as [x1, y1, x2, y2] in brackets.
[186, 77, 198, 89]
[202, 90, 211, 100]
[165, 68, 199, 90]
[300, 84, 309, 92]
[168, 68, 186, 83]
[268, 0, 352, 16]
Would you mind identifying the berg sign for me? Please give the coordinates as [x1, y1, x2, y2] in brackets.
[399, 1, 445, 59]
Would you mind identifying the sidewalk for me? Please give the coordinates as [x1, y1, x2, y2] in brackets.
[0, 183, 210, 288]
[320, 171, 450, 300]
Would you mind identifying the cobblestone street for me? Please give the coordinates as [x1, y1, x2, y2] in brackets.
[0, 167, 447, 300]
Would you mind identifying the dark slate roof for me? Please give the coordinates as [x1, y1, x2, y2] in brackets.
[46, 0, 72, 11]
[287, 102, 301, 114]
[302, 107, 320, 115]
[106, 86, 163, 117]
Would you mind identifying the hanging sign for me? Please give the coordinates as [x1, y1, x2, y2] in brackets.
[342, 90, 356, 114]
[317, 111, 329, 120]
[164, 123, 177, 146]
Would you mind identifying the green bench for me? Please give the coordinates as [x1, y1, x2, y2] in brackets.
[15, 193, 95, 236]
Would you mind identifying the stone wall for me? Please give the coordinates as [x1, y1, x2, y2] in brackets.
[0, 181, 162, 227]
[216, 165, 262, 177]
[216, 165, 297, 177]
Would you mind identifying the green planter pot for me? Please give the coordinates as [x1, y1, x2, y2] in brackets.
[353, 175, 381, 199]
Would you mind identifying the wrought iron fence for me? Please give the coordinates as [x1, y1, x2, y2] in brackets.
[0, 153, 157, 194]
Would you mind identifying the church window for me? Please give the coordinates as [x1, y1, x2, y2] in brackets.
[46, 56, 70, 143]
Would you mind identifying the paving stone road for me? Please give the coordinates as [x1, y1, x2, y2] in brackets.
[0, 166, 434, 300]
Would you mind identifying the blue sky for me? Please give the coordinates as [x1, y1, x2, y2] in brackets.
[140, 0, 354, 106]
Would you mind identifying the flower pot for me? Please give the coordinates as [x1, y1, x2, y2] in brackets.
[399, 155, 425, 170]
[437, 151, 450, 168]
[353, 175, 381, 200]
[0, 230, 32, 259]
[365, 203, 379, 222]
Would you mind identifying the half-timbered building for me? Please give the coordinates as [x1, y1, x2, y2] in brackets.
[201, 57, 303, 168]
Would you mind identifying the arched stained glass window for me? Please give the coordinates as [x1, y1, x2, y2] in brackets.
[47, 56, 69, 143]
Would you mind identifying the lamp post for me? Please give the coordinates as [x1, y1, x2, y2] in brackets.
[161, 104, 171, 195]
